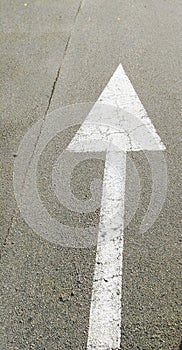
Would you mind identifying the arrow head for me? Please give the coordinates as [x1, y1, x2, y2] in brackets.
[68, 64, 165, 152]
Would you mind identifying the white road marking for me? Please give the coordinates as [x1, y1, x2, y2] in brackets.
[86, 149, 126, 349]
[68, 64, 165, 349]
[68, 64, 165, 153]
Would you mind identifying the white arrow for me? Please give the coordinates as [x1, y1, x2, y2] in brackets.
[68, 64, 165, 349]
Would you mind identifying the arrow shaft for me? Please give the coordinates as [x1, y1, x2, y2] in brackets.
[87, 150, 126, 350]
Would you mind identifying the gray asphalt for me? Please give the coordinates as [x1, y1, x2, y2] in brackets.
[1, 0, 182, 349]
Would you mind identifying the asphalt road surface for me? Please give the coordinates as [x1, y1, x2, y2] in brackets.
[1, 0, 182, 349]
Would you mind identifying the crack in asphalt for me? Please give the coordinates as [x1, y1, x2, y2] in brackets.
[0, 215, 15, 259]
[20, 0, 84, 192]
[0, 0, 84, 258]
[44, 0, 84, 117]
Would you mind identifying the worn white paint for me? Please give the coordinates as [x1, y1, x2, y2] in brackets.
[68, 64, 165, 349]
[86, 149, 126, 350]
[68, 64, 165, 153]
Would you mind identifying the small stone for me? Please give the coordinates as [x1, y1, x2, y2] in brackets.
[59, 296, 64, 302]
[28, 316, 33, 323]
